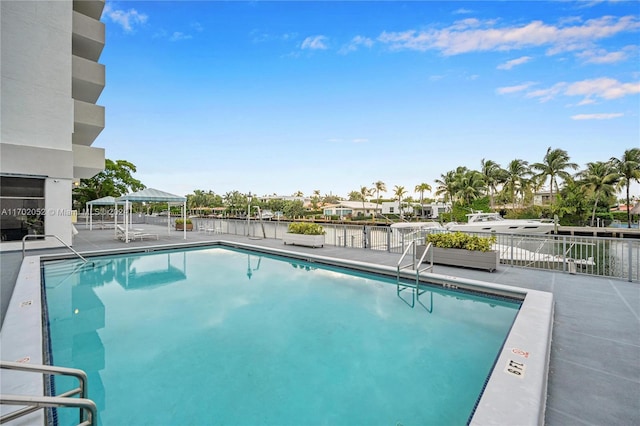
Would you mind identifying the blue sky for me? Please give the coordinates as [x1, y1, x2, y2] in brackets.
[97, 1, 640, 200]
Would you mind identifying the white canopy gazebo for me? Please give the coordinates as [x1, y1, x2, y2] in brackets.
[86, 196, 126, 230]
[116, 188, 187, 243]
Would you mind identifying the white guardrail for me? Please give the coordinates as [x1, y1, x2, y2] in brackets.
[162, 217, 639, 282]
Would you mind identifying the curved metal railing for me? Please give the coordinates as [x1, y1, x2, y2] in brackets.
[0, 361, 96, 425]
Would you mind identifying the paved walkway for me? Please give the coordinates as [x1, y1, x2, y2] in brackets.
[2, 225, 639, 425]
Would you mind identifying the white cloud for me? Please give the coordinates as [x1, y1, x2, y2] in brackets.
[571, 113, 624, 120]
[449, 18, 484, 31]
[453, 8, 473, 15]
[250, 30, 298, 43]
[377, 15, 639, 56]
[170, 32, 192, 42]
[565, 77, 640, 100]
[497, 56, 533, 70]
[577, 98, 597, 106]
[576, 46, 635, 64]
[301, 35, 328, 50]
[103, 3, 148, 33]
[496, 82, 536, 94]
[327, 138, 368, 144]
[576, 1, 625, 9]
[526, 83, 568, 102]
[338, 35, 374, 54]
[517, 77, 639, 103]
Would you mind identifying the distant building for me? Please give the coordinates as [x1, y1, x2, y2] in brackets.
[323, 201, 381, 217]
[258, 194, 308, 203]
[380, 201, 450, 218]
[610, 204, 633, 212]
[258, 194, 311, 208]
[1, 0, 106, 248]
[414, 202, 451, 219]
[380, 201, 413, 216]
[534, 190, 552, 206]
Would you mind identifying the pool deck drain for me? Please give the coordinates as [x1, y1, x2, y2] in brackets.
[1, 225, 639, 425]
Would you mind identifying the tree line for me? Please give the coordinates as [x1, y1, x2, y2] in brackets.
[73, 147, 640, 227]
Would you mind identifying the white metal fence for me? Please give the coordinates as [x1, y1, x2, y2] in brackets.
[172, 217, 639, 282]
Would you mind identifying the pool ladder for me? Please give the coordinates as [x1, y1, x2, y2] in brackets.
[0, 361, 97, 425]
[22, 234, 89, 263]
[396, 240, 434, 293]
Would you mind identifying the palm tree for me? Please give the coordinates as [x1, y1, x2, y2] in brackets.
[502, 159, 531, 207]
[323, 193, 341, 204]
[453, 170, 485, 208]
[359, 186, 373, 217]
[311, 189, 321, 210]
[610, 148, 640, 228]
[348, 190, 363, 201]
[434, 170, 459, 204]
[414, 183, 432, 218]
[577, 161, 620, 226]
[480, 159, 506, 210]
[531, 147, 578, 203]
[393, 185, 407, 220]
[372, 180, 386, 216]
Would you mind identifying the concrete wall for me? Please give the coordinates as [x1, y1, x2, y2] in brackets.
[1, 1, 73, 156]
[1, 1, 77, 248]
[45, 178, 74, 245]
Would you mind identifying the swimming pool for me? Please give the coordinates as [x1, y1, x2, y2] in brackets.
[42, 245, 521, 425]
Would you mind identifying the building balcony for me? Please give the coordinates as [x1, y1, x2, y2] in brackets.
[72, 10, 104, 62]
[72, 55, 105, 104]
[73, 144, 105, 179]
[73, 0, 105, 21]
[73, 100, 104, 146]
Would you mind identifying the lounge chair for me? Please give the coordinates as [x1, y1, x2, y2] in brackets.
[116, 225, 158, 242]
[116, 225, 127, 241]
[205, 224, 216, 234]
[132, 231, 159, 241]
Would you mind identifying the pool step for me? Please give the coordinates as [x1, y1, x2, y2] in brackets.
[395, 241, 434, 309]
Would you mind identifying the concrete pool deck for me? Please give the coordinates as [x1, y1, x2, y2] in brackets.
[1, 225, 639, 425]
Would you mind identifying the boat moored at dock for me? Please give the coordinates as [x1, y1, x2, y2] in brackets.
[446, 212, 554, 234]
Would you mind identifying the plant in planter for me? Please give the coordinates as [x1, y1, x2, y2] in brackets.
[283, 222, 325, 248]
[24, 216, 44, 235]
[175, 218, 193, 231]
[418, 232, 499, 271]
[426, 232, 496, 252]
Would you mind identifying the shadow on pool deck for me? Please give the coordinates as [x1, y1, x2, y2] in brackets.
[2, 224, 639, 425]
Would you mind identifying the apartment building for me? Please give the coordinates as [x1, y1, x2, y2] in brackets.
[1, 0, 106, 248]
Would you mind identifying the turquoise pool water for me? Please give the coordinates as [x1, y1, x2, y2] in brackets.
[43, 246, 520, 425]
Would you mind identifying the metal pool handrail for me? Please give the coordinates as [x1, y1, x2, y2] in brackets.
[0, 361, 96, 425]
[22, 234, 88, 263]
[397, 241, 434, 289]
[416, 242, 434, 279]
[397, 240, 417, 278]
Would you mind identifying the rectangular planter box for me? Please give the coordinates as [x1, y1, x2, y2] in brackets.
[417, 245, 498, 272]
[283, 233, 324, 248]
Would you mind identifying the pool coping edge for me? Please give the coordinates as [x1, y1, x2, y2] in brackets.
[2, 241, 552, 425]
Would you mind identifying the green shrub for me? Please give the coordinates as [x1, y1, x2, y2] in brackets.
[426, 232, 496, 252]
[175, 218, 192, 225]
[287, 222, 325, 235]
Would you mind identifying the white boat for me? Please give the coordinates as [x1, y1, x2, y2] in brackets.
[493, 243, 595, 266]
[390, 222, 445, 233]
[445, 212, 554, 234]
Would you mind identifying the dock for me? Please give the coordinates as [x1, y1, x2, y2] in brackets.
[554, 225, 640, 238]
